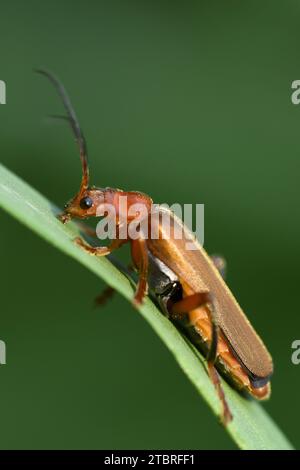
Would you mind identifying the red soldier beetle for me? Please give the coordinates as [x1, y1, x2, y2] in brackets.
[37, 70, 273, 425]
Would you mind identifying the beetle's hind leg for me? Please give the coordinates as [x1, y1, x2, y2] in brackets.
[170, 292, 232, 425]
[170, 292, 218, 360]
[207, 362, 232, 425]
[206, 296, 232, 425]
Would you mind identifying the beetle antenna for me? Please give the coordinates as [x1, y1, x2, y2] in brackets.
[35, 69, 89, 191]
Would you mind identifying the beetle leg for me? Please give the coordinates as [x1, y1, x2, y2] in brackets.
[171, 292, 218, 361]
[206, 295, 232, 424]
[171, 292, 232, 424]
[94, 286, 116, 307]
[171, 292, 209, 315]
[131, 238, 149, 305]
[211, 255, 227, 279]
[207, 362, 232, 425]
[94, 264, 135, 308]
[74, 236, 126, 255]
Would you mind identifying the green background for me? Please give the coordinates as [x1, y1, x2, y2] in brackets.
[0, 0, 299, 450]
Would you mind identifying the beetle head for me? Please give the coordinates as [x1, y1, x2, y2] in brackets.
[60, 187, 106, 223]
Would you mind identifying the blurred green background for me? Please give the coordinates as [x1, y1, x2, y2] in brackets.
[0, 0, 299, 450]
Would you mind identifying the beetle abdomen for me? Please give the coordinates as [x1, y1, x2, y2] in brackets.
[177, 305, 270, 400]
[147, 246, 271, 400]
[147, 206, 273, 384]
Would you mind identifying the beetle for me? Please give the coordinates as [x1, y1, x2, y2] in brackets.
[37, 69, 273, 425]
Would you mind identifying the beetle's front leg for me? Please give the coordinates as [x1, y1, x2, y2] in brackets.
[74, 237, 125, 256]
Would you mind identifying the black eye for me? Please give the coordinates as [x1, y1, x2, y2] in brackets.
[80, 196, 93, 210]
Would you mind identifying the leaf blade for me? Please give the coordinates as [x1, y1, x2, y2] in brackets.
[0, 163, 294, 450]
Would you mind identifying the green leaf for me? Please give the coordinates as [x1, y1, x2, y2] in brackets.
[0, 162, 294, 450]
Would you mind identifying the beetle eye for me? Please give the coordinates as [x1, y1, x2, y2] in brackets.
[80, 196, 93, 210]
